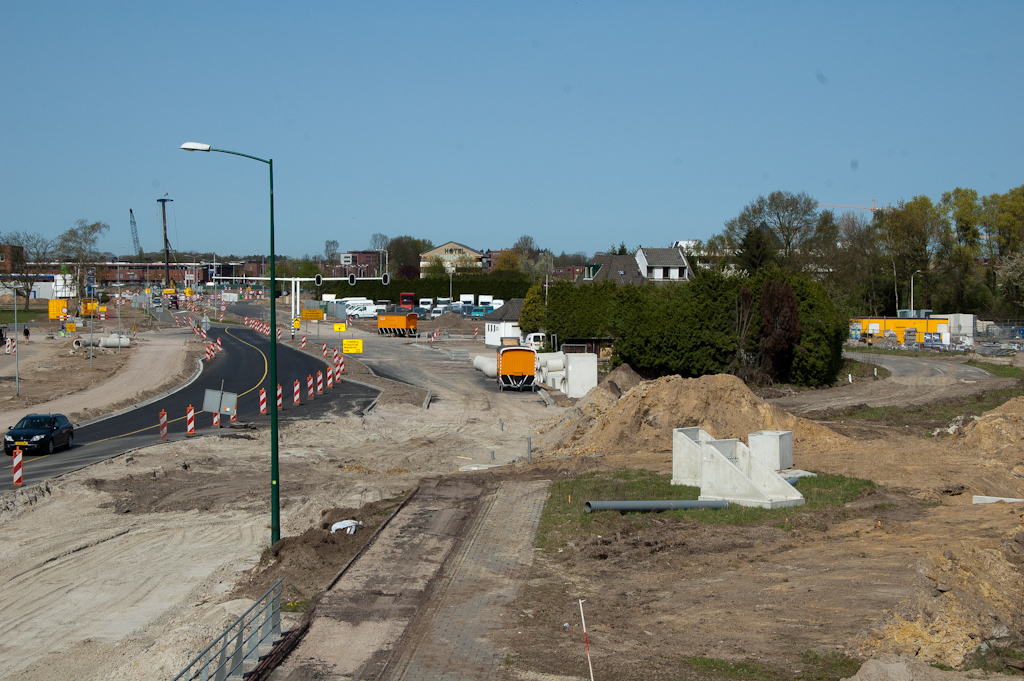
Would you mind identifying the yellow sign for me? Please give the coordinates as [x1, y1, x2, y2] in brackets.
[67, 323, 76, 333]
[342, 339, 363, 354]
[99, 306, 107, 313]
[300, 309, 325, 321]
[163, 288, 176, 295]
[292, 318, 301, 329]
[184, 287, 193, 296]
[145, 288, 151, 294]
[333, 322, 347, 332]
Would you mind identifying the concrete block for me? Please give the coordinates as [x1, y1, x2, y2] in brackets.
[671, 427, 713, 486]
[564, 353, 598, 399]
[698, 438, 804, 509]
[748, 430, 793, 470]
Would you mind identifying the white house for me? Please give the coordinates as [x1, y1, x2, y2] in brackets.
[483, 298, 525, 347]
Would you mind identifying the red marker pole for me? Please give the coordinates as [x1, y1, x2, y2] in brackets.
[307, 375, 314, 400]
[293, 380, 300, 405]
[186, 405, 195, 435]
[12, 447, 23, 486]
[277, 384, 283, 410]
[579, 599, 595, 681]
[260, 388, 267, 415]
[159, 409, 168, 441]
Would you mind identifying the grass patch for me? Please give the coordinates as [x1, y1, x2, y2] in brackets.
[841, 358, 891, 378]
[966, 360, 1024, 379]
[960, 640, 1024, 675]
[535, 470, 875, 553]
[280, 599, 310, 613]
[835, 384, 1024, 429]
[669, 651, 861, 681]
[0, 308, 50, 324]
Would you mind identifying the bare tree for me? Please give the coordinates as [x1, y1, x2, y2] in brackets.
[3, 231, 56, 309]
[368, 233, 389, 251]
[324, 239, 340, 264]
[56, 219, 110, 298]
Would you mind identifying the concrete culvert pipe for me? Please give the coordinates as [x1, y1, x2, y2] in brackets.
[584, 500, 729, 514]
[72, 338, 102, 349]
[546, 358, 564, 373]
[474, 356, 497, 378]
[98, 334, 131, 348]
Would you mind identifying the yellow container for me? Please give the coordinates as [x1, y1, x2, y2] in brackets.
[48, 299, 69, 320]
[81, 299, 98, 316]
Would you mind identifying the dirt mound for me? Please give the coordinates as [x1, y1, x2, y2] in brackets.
[857, 533, 1024, 667]
[420, 313, 480, 333]
[233, 496, 408, 602]
[958, 396, 1024, 452]
[600, 363, 642, 397]
[539, 373, 846, 459]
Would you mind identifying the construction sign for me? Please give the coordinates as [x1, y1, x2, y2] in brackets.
[292, 318, 301, 329]
[333, 323, 346, 332]
[300, 309, 325, 321]
[342, 339, 363, 354]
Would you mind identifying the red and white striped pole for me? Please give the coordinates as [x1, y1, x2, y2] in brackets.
[316, 371, 323, 394]
[277, 328, 282, 342]
[12, 447, 23, 486]
[259, 388, 267, 414]
[579, 599, 595, 681]
[307, 375, 314, 399]
[277, 384, 283, 410]
[293, 380, 300, 404]
[213, 411, 220, 427]
[333, 347, 340, 369]
[474, 325, 479, 340]
[321, 342, 328, 357]
[216, 337, 222, 353]
[326, 368, 333, 389]
[340, 355, 345, 374]
[301, 335, 306, 349]
[159, 409, 168, 440]
[186, 405, 195, 435]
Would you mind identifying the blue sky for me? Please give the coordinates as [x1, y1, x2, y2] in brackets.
[2, 2, 1022, 260]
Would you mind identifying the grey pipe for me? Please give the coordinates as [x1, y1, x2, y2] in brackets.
[584, 500, 729, 514]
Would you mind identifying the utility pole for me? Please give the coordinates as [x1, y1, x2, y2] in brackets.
[158, 197, 173, 289]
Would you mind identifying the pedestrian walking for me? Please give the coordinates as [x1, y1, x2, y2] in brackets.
[23, 327, 29, 342]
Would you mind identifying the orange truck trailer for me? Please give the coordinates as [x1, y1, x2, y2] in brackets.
[377, 313, 419, 337]
[497, 345, 537, 391]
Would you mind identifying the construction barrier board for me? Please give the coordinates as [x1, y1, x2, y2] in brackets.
[333, 322, 346, 332]
[300, 309, 325, 321]
[342, 339, 363, 354]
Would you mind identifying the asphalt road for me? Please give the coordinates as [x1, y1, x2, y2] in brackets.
[843, 351, 993, 379]
[2, 324, 379, 490]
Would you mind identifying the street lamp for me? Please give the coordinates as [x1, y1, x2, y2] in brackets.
[910, 269, 923, 314]
[181, 141, 282, 545]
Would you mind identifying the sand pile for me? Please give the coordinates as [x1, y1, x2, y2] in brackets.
[421, 313, 480, 333]
[539, 373, 847, 458]
[959, 396, 1024, 453]
[599, 363, 643, 397]
[858, 533, 1024, 666]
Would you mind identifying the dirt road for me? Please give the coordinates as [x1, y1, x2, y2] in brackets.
[769, 352, 1015, 415]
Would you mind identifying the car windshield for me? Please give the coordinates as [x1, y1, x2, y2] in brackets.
[16, 416, 51, 430]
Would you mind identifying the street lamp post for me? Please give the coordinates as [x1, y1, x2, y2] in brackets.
[181, 142, 281, 545]
[911, 269, 923, 314]
[13, 286, 20, 395]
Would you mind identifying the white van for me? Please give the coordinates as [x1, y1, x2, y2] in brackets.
[346, 303, 377, 319]
[478, 294, 493, 307]
[459, 294, 475, 306]
[418, 298, 434, 310]
[524, 333, 545, 351]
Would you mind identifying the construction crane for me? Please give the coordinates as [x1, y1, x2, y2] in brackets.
[817, 199, 878, 212]
[129, 209, 143, 259]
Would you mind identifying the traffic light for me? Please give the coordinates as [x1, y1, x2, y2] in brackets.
[348, 273, 356, 286]
[381, 273, 390, 286]
[314, 274, 323, 286]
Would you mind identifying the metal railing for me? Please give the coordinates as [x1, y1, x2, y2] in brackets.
[172, 578, 283, 681]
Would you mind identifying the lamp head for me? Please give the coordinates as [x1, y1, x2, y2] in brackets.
[180, 142, 211, 152]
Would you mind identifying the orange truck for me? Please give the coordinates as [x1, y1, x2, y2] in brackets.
[497, 345, 537, 391]
[377, 313, 419, 337]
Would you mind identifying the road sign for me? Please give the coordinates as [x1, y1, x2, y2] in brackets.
[220, 304, 226, 312]
[201, 315, 211, 332]
[67, 323, 76, 332]
[333, 323, 346, 332]
[300, 309, 324, 321]
[202, 388, 238, 416]
[293, 317, 301, 329]
[342, 339, 363, 354]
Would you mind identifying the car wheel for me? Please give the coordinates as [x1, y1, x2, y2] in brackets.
[66, 432, 74, 450]
[47, 439, 54, 455]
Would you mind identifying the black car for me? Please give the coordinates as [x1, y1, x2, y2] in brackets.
[5, 414, 74, 456]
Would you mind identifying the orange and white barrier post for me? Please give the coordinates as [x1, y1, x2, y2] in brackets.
[12, 447, 23, 486]
[277, 329, 282, 342]
[333, 347, 340, 368]
[321, 342, 328, 357]
[326, 368, 333, 389]
[293, 380, 300, 404]
[474, 325, 479, 340]
[213, 411, 220, 427]
[277, 384, 283, 410]
[316, 371, 323, 394]
[159, 409, 168, 440]
[340, 355, 345, 374]
[186, 405, 195, 435]
[216, 337, 222, 352]
[307, 375, 314, 399]
[301, 335, 306, 349]
[260, 388, 267, 414]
